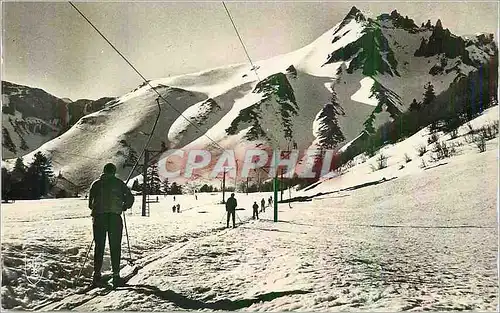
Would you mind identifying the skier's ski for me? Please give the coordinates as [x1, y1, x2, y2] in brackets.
[75, 264, 139, 294]
[75, 279, 113, 295]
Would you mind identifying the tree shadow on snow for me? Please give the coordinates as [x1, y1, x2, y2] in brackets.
[280, 177, 397, 204]
[424, 162, 448, 171]
[117, 284, 311, 310]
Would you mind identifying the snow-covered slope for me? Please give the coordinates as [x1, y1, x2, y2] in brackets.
[1, 105, 497, 311]
[5, 6, 497, 189]
[305, 105, 499, 195]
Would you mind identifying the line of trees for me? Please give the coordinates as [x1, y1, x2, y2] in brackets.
[131, 165, 183, 195]
[2, 152, 55, 201]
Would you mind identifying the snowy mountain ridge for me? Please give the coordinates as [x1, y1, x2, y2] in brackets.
[3, 6, 497, 190]
[1, 81, 116, 159]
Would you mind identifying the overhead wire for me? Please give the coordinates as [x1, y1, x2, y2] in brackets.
[222, 1, 261, 82]
[68, 2, 241, 179]
[68, 1, 278, 184]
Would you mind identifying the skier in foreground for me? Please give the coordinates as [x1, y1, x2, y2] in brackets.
[88, 163, 134, 288]
[226, 193, 237, 228]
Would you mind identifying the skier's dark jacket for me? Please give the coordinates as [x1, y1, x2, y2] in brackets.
[89, 173, 134, 216]
[225, 197, 237, 212]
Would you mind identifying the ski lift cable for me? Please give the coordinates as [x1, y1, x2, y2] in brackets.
[68, 2, 276, 180]
[67, 2, 249, 177]
[222, 1, 261, 81]
[68, 2, 160, 185]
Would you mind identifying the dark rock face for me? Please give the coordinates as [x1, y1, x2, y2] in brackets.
[67, 97, 115, 126]
[286, 65, 298, 79]
[226, 72, 298, 141]
[377, 10, 419, 33]
[334, 6, 366, 36]
[2, 81, 68, 126]
[326, 24, 400, 77]
[414, 20, 472, 65]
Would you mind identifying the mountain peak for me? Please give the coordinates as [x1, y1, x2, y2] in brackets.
[344, 6, 366, 22]
[334, 6, 367, 32]
[435, 19, 443, 30]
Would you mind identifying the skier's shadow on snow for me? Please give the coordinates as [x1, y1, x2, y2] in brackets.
[117, 284, 311, 310]
[237, 225, 308, 234]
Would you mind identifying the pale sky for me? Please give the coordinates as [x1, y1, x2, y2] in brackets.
[1, 1, 498, 100]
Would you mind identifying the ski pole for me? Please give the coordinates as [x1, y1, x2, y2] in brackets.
[75, 239, 94, 286]
[122, 212, 133, 265]
[236, 212, 243, 224]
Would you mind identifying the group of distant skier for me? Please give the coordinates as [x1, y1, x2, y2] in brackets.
[225, 193, 273, 228]
[172, 203, 180, 213]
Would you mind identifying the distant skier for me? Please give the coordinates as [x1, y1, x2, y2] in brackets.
[88, 163, 134, 288]
[252, 201, 259, 220]
[176, 203, 180, 213]
[174, 195, 176, 201]
[172, 205, 176, 213]
[268, 196, 272, 207]
[195, 194, 198, 200]
[225, 193, 237, 228]
[261, 198, 266, 213]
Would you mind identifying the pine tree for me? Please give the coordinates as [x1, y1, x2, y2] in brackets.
[169, 182, 182, 195]
[317, 90, 345, 149]
[2, 168, 12, 202]
[363, 113, 376, 134]
[409, 98, 421, 112]
[11, 158, 26, 181]
[161, 179, 170, 195]
[131, 179, 140, 191]
[422, 82, 436, 106]
[199, 184, 214, 193]
[10, 158, 27, 199]
[26, 152, 55, 199]
[147, 163, 162, 195]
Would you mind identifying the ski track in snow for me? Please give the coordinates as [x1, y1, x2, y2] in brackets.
[2, 104, 498, 311]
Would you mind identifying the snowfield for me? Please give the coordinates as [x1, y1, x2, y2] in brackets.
[1, 107, 498, 311]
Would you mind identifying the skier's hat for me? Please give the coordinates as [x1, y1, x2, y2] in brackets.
[103, 163, 117, 174]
